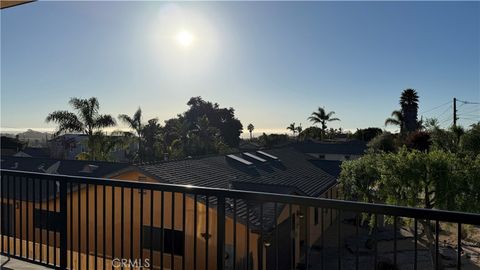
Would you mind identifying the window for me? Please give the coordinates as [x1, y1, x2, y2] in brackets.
[142, 226, 185, 256]
[34, 209, 61, 232]
[1, 203, 14, 237]
[318, 154, 325, 160]
[314, 208, 319, 225]
[345, 155, 351, 160]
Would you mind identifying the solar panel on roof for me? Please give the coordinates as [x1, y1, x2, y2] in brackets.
[226, 154, 254, 166]
[256, 151, 279, 160]
[242, 152, 267, 163]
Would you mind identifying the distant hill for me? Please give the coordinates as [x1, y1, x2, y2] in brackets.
[1, 129, 53, 147]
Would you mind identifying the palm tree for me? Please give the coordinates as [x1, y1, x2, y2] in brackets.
[247, 123, 255, 139]
[287, 123, 297, 136]
[400, 89, 419, 133]
[118, 107, 143, 160]
[295, 124, 303, 134]
[385, 110, 404, 132]
[46, 97, 116, 160]
[308, 107, 340, 138]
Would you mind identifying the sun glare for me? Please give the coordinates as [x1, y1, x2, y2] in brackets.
[176, 30, 194, 47]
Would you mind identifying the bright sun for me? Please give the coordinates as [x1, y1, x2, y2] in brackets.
[176, 30, 194, 47]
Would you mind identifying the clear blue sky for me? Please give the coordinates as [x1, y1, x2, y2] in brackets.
[1, 1, 479, 135]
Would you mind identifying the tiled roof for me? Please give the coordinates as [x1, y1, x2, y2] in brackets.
[309, 160, 343, 179]
[1, 156, 133, 202]
[293, 140, 367, 155]
[139, 148, 338, 231]
[1, 156, 131, 179]
[139, 147, 337, 197]
[14, 147, 50, 158]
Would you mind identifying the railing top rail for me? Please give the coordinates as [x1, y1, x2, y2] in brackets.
[2, 168, 480, 225]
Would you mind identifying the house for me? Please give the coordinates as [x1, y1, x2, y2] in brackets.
[138, 147, 340, 269]
[1, 136, 24, 156]
[1, 147, 339, 270]
[294, 139, 367, 161]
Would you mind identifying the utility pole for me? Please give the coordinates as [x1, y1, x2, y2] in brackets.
[453, 97, 457, 127]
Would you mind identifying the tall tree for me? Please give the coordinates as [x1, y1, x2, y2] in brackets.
[141, 118, 163, 162]
[400, 89, 420, 133]
[46, 97, 116, 160]
[118, 107, 143, 161]
[385, 110, 404, 133]
[308, 107, 340, 138]
[287, 123, 297, 136]
[247, 123, 255, 139]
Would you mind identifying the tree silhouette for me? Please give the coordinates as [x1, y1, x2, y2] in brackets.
[385, 110, 404, 133]
[118, 107, 143, 160]
[400, 89, 419, 133]
[287, 123, 297, 136]
[308, 107, 340, 139]
[46, 97, 115, 160]
[247, 123, 255, 139]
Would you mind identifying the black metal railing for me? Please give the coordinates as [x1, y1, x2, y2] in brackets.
[1, 169, 480, 270]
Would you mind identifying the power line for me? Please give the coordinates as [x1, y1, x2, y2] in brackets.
[457, 99, 480, 105]
[419, 100, 451, 115]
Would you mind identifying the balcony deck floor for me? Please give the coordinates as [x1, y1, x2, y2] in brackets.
[0, 255, 53, 270]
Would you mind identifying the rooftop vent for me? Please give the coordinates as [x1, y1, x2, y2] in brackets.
[226, 154, 254, 167]
[242, 152, 267, 163]
[79, 164, 99, 173]
[256, 151, 279, 161]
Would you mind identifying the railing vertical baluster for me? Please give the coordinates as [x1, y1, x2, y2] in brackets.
[217, 195, 225, 270]
[78, 183, 81, 270]
[70, 182, 73, 270]
[182, 193, 186, 270]
[112, 186, 115, 263]
[414, 218, 418, 270]
[103, 185, 106, 270]
[130, 188, 134, 265]
[39, 178, 42, 263]
[26, 178, 30, 260]
[337, 209, 341, 270]
[161, 191, 164, 270]
[32, 178, 36, 261]
[121, 187, 124, 270]
[233, 198, 237, 270]
[19, 177, 23, 259]
[140, 188, 144, 270]
[394, 216, 397, 266]
[305, 206, 309, 270]
[171, 192, 175, 270]
[321, 208, 324, 270]
[149, 190, 153, 268]
[457, 223, 461, 270]
[95, 184, 98, 270]
[374, 214, 378, 269]
[86, 183, 90, 270]
[46, 179, 49, 265]
[246, 202, 250, 270]
[193, 194, 197, 270]
[260, 203, 264, 270]
[0, 175, 3, 255]
[274, 202, 278, 270]
[53, 179, 57, 266]
[355, 212, 359, 270]
[205, 196, 209, 270]
[13, 176, 17, 258]
[435, 220, 439, 269]
[59, 177, 67, 269]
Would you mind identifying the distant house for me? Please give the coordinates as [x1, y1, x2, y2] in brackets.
[294, 139, 367, 161]
[14, 147, 50, 159]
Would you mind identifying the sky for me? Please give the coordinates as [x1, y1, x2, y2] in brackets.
[1, 1, 479, 136]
